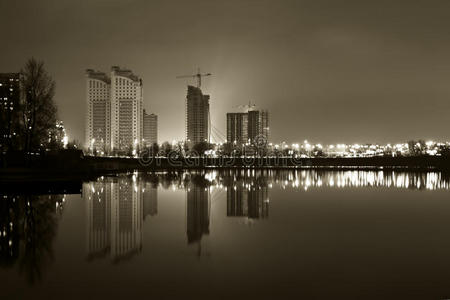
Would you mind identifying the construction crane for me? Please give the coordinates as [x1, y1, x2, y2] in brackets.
[176, 68, 212, 88]
[177, 68, 213, 143]
[236, 101, 256, 112]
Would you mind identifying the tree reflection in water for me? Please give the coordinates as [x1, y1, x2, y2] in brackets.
[0, 194, 64, 284]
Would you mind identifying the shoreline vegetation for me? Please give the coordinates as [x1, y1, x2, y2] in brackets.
[1, 149, 450, 184]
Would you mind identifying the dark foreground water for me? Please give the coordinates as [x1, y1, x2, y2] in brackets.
[1, 170, 450, 300]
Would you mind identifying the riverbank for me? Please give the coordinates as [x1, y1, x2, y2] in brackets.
[1, 150, 450, 184]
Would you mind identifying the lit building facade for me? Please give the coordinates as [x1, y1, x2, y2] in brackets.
[85, 69, 111, 150]
[111, 66, 143, 151]
[143, 109, 157, 146]
[186, 85, 209, 144]
[226, 113, 248, 144]
[0, 73, 23, 152]
[86, 67, 144, 152]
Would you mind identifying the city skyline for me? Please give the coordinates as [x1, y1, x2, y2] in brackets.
[2, 0, 450, 145]
[3, 1, 450, 299]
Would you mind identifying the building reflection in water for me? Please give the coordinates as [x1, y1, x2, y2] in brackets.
[84, 174, 158, 263]
[186, 185, 210, 244]
[82, 170, 449, 261]
[0, 169, 447, 283]
[227, 185, 269, 220]
[185, 175, 210, 257]
[143, 182, 157, 219]
[219, 170, 270, 221]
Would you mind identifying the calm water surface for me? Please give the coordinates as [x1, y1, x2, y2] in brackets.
[1, 170, 450, 299]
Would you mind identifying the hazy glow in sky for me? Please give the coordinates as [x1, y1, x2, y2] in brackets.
[1, 0, 450, 144]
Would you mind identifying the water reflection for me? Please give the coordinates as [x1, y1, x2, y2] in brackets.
[185, 176, 210, 257]
[227, 185, 269, 220]
[0, 194, 64, 284]
[219, 169, 450, 191]
[280, 170, 450, 190]
[84, 175, 159, 262]
[82, 170, 450, 262]
[140, 169, 449, 192]
[2, 169, 450, 283]
[186, 176, 210, 245]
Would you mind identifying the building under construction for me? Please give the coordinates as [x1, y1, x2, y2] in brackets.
[248, 110, 269, 143]
[226, 109, 269, 145]
[185, 85, 210, 144]
[226, 112, 248, 144]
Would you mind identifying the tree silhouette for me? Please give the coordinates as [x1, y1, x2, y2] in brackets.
[193, 141, 212, 157]
[20, 58, 57, 153]
[161, 142, 172, 157]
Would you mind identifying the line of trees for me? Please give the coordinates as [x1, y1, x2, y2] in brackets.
[88, 139, 450, 159]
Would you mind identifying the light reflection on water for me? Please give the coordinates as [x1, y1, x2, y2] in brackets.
[131, 169, 448, 191]
[281, 170, 449, 190]
[1, 170, 450, 299]
[82, 170, 449, 262]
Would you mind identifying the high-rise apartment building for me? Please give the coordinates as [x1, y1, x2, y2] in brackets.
[0, 73, 23, 152]
[143, 109, 157, 146]
[186, 85, 209, 144]
[85, 70, 111, 150]
[110, 66, 143, 151]
[85, 66, 144, 152]
[226, 113, 248, 144]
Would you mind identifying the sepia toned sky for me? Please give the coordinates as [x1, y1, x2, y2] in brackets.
[1, 0, 450, 144]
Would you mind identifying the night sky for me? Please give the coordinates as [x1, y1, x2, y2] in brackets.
[1, 0, 450, 144]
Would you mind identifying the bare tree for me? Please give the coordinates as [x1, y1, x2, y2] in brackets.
[21, 58, 57, 153]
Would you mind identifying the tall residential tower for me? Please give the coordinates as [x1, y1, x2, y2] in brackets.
[85, 66, 144, 152]
[110, 66, 143, 151]
[0, 73, 23, 152]
[85, 70, 111, 151]
[143, 110, 157, 146]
